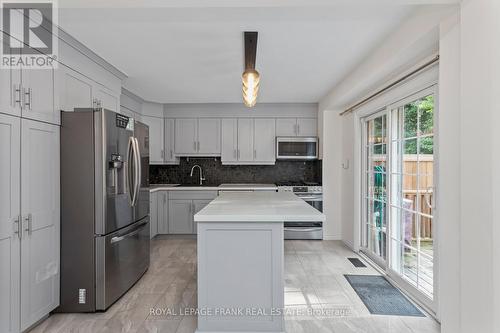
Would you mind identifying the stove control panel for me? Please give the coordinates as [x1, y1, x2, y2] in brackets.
[278, 186, 322, 194]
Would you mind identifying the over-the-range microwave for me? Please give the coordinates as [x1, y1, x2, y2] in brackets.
[276, 137, 319, 160]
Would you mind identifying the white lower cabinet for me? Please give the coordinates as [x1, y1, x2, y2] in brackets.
[150, 192, 158, 239]
[168, 200, 193, 234]
[20, 119, 60, 331]
[155, 191, 217, 235]
[157, 191, 169, 234]
[0, 116, 60, 333]
[0, 114, 21, 333]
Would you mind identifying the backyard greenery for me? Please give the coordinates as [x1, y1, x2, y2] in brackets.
[404, 95, 434, 154]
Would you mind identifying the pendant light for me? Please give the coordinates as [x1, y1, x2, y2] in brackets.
[242, 32, 260, 107]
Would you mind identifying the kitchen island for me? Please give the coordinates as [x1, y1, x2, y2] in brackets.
[194, 192, 325, 333]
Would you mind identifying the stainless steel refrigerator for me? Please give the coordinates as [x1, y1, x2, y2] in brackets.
[58, 108, 150, 312]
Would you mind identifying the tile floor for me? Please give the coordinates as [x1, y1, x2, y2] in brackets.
[29, 237, 440, 333]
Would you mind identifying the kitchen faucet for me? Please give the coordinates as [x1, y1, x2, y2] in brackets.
[190, 164, 206, 185]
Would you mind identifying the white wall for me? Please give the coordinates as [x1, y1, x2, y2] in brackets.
[457, 0, 500, 331]
[318, 6, 452, 246]
[437, 11, 461, 332]
[321, 110, 342, 240]
[340, 112, 355, 247]
[319, 0, 500, 331]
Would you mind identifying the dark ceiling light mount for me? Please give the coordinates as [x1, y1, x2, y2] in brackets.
[242, 31, 260, 108]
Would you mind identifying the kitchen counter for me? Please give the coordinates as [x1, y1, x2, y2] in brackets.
[149, 183, 277, 192]
[194, 191, 325, 222]
[194, 192, 324, 333]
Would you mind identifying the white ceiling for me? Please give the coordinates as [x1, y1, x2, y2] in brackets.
[57, 1, 450, 103]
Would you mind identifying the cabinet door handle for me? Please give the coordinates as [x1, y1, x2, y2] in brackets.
[14, 84, 23, 109]
[24, 87, 32, 110]
[193, 141, 197, 151]
[297, 123, 300, 135]
[24, 214, 32, 235]
[161, 149, 164, 159]
[237, 149, 240, 160]
[13, 215, 21, 239]
[254, 149, 256, 159]
[170, 150, 173, 159]
[197, 141, 200, 152]
[233, 149, 236, 159]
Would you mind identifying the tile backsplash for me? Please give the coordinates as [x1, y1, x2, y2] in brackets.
[150, 158, 322, 185]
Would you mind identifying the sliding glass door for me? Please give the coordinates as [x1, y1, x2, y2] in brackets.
[361, 86, 437, 310]
[362, 112, 388, 266]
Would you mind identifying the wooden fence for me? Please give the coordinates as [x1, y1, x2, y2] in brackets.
[403, 156, 433, 240]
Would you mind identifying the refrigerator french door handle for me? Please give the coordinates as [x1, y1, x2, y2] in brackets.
[110, 220, 148, 244]
[126, 136, 135, 206]
[133, 137, 141, 206]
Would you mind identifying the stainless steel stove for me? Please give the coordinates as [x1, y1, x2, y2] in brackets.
[277, 182, 323, 240]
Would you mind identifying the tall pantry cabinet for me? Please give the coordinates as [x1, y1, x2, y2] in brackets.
[0, 115, 60, 333]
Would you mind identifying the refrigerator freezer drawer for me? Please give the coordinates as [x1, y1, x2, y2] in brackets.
[95, 217, 150, 310]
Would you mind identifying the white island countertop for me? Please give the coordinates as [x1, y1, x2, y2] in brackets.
[194, 191, 325, 222]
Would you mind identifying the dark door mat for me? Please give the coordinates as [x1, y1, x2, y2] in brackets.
[344, 275, 424, 317]
[347, 257, 366, 267]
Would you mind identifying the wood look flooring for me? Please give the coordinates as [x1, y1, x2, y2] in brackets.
[29, 237, 440, 333]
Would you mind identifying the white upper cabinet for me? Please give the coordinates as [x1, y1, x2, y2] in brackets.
[0, 114, 21, 333]
[197, 118, 220, 155]
[59, 66, 94, 111]
[254, 118, 276, 163]
[0, 33, 22, 117]
[175, 118, 197, 155]
[0, 32, 57, 124]
[175, 118, 221, 156]
[237, 118, 254, 162]
[275, 118, 297, 137]
[221, 118, 276, 165]
[94, 84, 119, 112]
[20, 119, 60, 331]
[164, 118, 179, 164]
[221, 118, 238, 163]
[276, 117, 317, 137]
[20, 62, 58, 125]
[141, 115, 164, 164]
[296, 118, 317, 136]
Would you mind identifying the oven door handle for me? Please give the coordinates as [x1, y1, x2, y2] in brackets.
[284, 227, 323, 232]
[298, 196, 323, 202]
